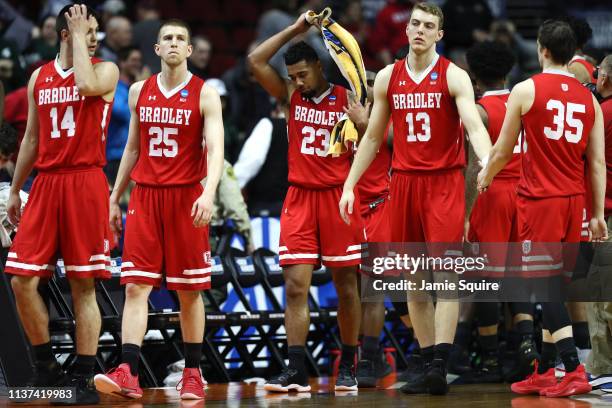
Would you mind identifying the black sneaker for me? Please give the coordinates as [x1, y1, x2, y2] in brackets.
[425, 359, 449, 395]
[397, 354, 424, 383]
[516, 336, 539, 380]
[264, 368, 311, 393]
[356, 359, 377, 388]
[462, 356, 502, 384]
[52, 374, 100, 405]
[335, 363, 358, 391]
[448, 346, 471, 375]
[27, 361, 68, 387]
[399, 363, 428, 394]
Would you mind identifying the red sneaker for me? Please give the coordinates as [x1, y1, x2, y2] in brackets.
[94, 363, 143, 399]
[177, 368, 206, 400]
[511, 362, 557, 395]
[544, 365, 592, 398]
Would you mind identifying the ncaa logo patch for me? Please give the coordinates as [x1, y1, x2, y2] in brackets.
[180, 89, 189, 98]
[329, 95, 337, 101]
[430, 72, 438, 81]
[522, 240, 531, 255]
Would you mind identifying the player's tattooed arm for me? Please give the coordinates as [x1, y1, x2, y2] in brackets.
[339, 65, 392, 224]
[66, 5, 119, 100]
[109, 81, 144, 233]
[585, 96, 608, 240]
[7, 68, 42, 225]
[448, 63, 492, 161]
[247, 13, 311, 103]
[478, 79, 533, 192]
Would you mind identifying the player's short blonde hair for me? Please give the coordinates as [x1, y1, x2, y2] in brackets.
[412, 2, 444, 30]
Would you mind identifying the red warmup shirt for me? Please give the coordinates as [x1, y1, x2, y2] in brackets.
[34, 58, 113, 171]
[387, 54, 465, 172]
[287, 85, 352, 189]
[569, 55, 597, 84]
[518, 70, 595, 199]
[357, 121, 392, 214]
[132, 72, 207, 186]
[477, 90, 520, 179]
[370, 1, 412, 56]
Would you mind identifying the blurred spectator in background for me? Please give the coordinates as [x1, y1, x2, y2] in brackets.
[369, 0, 413, 66]
[207, 160, 254, 254]
[37, 0, 71, 23]
[340, 0, 368, 46]
[99, 15, 132, 62]
[189, 36, 212, 80]
[132, 0, 162, 73]
[490, 20, 538, 87]
[223, 42, 273, 137]
[0, 0, 35, 53]
[565, 16, 597, 84]
[0, 122, 17, 182]
[101, 0, 127, 25]
[361, 0, 387, 24]
[442, 0, 493, 68]
[24, 15, 59, 67]
[105, 46, 148, 185]
[206, 78, 241, 163]
[234, 102, 288, 217]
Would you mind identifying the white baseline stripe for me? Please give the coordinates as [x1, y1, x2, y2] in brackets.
[346, 245, 361, 252]
[279, 253, 319, 260]
[8, 252, 17, 258]
[522, 255, 554, 262]
[322, 253, 362, 262]
[278, 246, 288, 252]
[521, 263, 563, 271]
[167, 276, 211, 284]
[121, 270, 162, 279]
[121, 262, 135, 268]
[65, 264, 107, 272]
[89, 255, 110, 262]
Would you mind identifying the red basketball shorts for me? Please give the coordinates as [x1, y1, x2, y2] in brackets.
[468, 178, 519, 277]
[5, 168, 111, 279]
[279, 185, 366, 268]
[362, 196, 390, 243]
[388, 169, 464, 260]
[120, 184, 211, 291]
[517, 194, 584, 278]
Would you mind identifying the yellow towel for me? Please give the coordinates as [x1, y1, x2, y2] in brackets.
[306, 8, 368, 155]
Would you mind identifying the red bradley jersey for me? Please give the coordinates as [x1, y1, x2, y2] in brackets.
[478, 90, 520, 179]
[387, 55, 464, 172]
[570, 55, 596, 84]
[518, 70, 595, 198]
[132, 72, 206, 186]
[287, 85, 351, 188]
[34, 58, 112, 171]
[357, 120, 391, 214]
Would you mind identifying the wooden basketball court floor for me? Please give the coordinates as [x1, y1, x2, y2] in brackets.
[4, 374, 612, 408]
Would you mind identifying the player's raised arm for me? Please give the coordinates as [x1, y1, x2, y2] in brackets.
[109, 81, 144, 233]
[585, 96, 607, 240]
[447, 64, 492, 160]
[192, 83, 224, 228]
[7, 68, 42, 225]
[66, 4, 119, 99]
[248, 13, 312, 102]
[478, 80, 533, 192]
[339, 65, 392, 224]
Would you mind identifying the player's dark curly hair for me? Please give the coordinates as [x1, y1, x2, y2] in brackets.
[466, 41, 516, 87]
[0, 123, 18, 158]
[55, 4, 99, 37]
[561, 16, 592, 49]
[284, 41, 319, 66]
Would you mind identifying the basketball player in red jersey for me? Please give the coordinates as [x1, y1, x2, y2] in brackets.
[4, 4, 117, 404]
[249, 14, 366, 392]
[93, 20, 223, 400]
[464, 41, 539, 384]
[478, 20, 606, 397]
[565, 16, 597, 84]
[339, 3, 492, 395]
